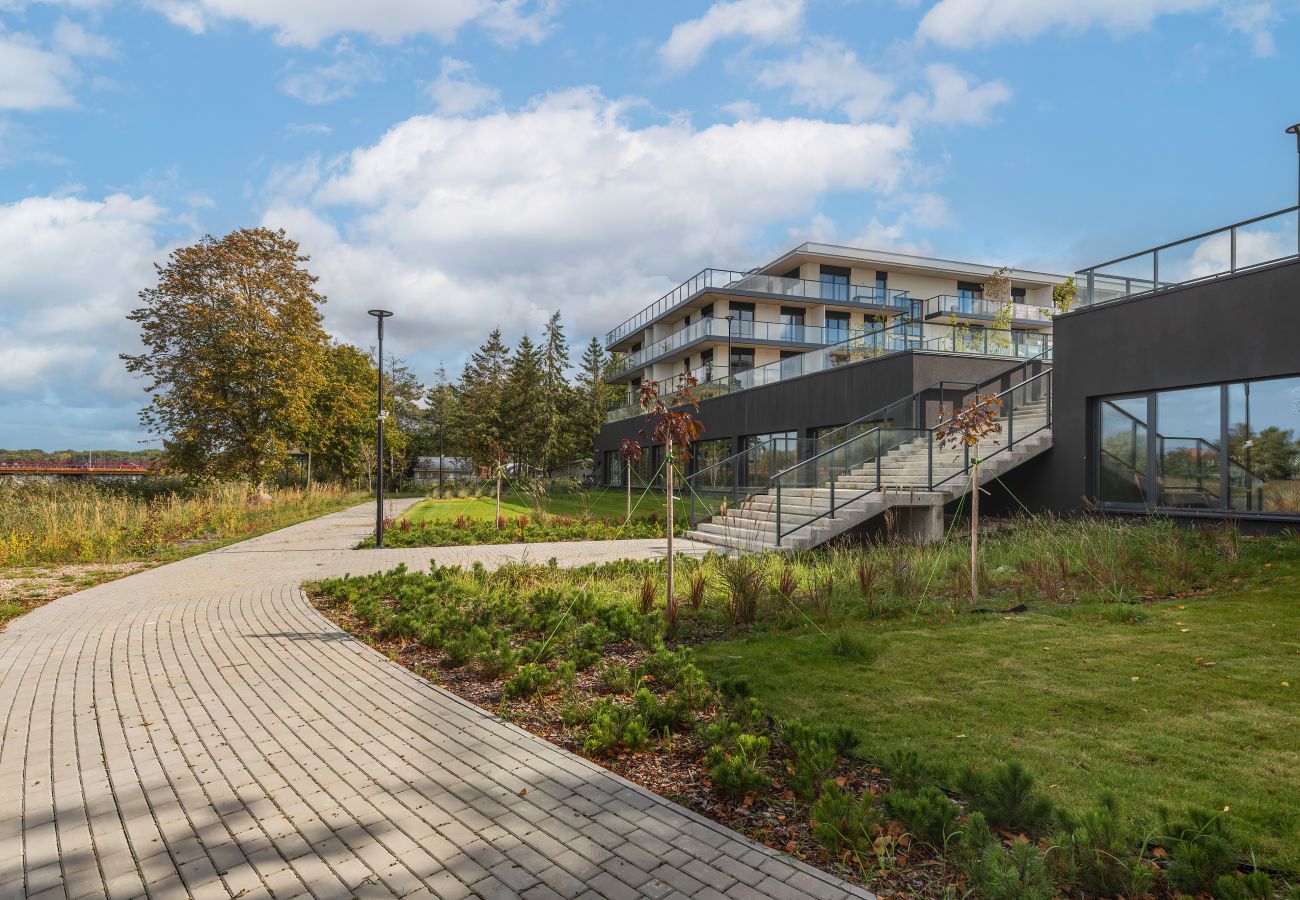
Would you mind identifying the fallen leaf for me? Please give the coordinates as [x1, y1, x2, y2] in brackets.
[781, 790, 795, 801]
[1282, 682, 1291, 688]
[1152, 847, 1168, 859]
[518, 788, 527, 797]
[1131, 676, 1140, 682]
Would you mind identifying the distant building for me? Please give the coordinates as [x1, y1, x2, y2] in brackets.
[412, 456, 474, 483]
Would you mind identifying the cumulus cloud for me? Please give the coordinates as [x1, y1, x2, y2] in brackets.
[0, 193, 167, 445]
[51, 18, 117, 58]
[424, 57, 500, 115]
[915, 0, 1280, 52]
[148, 0, 561, 47]
[899, 63, 1012, 124]
[261, 87, 914, 356]
[0, 31, 79, 110]
[280, 40, 383, 104]
[659, 0, 804, 71]
[756, 39, 894, 122]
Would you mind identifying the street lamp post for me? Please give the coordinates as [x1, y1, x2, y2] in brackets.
[1288, 123, 1300, 253]
[369, 309, 393, 548]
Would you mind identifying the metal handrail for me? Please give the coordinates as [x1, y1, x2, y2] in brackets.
[770, 349, 1053, 544]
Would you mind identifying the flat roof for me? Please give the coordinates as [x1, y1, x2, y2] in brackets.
[760, 242, 1069, 287]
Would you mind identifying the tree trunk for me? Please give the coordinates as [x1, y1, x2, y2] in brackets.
[626, 461, 632, 522]
[665, 435, 676, 635]
[970, 460, 979, 608]
[496, 466, 503, 528]
[305, 451, 312, 491]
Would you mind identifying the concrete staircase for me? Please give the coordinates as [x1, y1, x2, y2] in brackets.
[687, 396, 1051, 552]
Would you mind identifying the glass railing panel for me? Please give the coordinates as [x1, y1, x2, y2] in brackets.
[1155, 229, 1232, 286]
[1081, 252, 1157, 305]
[1235, 209, 1299, 270]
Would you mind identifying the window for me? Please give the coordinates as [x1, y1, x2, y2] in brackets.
[1011, 287, 1026, 300]
[957, 281, 983, 314]
[820, 265, 850, 302]
[631, 342, 641, 353]
[700, 348, 714, 381]
[729, 301, 755, 339]
[742, 431, 798, 486]
[875, 271, 888, 300]
[779, 306, 805, 341]
[1228, 376, 1300, 513]
[1094, 374, 1300, 516]
[1098, 396, 1148, 505]
[701, 303, 714, 319]
[826, 311, 851, 344]
[691, 438, 735, 490]
[729, 347, 755, 373]
[782, 267, 801, 280]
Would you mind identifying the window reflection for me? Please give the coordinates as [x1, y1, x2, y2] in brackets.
[1155, 386, 1221, 509]
[1099, 397, 1148, 504]
[1228, 377, 1300, 512]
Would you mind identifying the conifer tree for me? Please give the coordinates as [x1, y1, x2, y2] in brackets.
[505, 334, 547, 472]
[454, 328, 511, 468]
[540, 311, 574, 474]
[576, 337, 611, 468]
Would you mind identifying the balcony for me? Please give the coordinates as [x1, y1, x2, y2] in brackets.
[604, 268, 912, 349]
[607, 317, 867, 381]
[923, 295, 1053, 328]
[1077, 205, 1300, 308]
[604, 323, 1051, 422]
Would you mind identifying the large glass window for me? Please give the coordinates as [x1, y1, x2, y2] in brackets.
[820, 265, 850, 302]
[742, 431, 798, 486]
[826, 311, 851, 344]
[691, 438, 735, 491]
[957, 280, 983, 314]
[1095, 374, 1300, 517]
[1155, 386, 1222, 509]
[729, 347, 755, 373]
[1228, 376, 1300, 513]
[1098, 396, 1148, 505]
[780, 306, 806, 342]
[729, 302, 755, 339]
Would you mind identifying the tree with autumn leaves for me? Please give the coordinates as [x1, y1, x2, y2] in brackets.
[123, 227, 405, 485]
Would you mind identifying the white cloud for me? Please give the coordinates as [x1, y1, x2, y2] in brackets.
[424, 57, 499, 115]
[756, 39, 894, 122]
[659, 0, 804, 71]
[899, 63, 1012, 124]
[147, 0, 561, 47]
[262, 88, 914, 357]
[0, 193, 165, 428]
[280, 40, 382, 104]
[0, 31, 78, 110]
[915, 0, 1279, 51]
[51, 18, 116, 58]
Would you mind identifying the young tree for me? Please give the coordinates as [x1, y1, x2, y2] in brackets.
[639, 375, 705, 637]
[122, 227, 329, 485]
[985, 266, 1014, 350]
[935, 395, 1003, 607]
[425, 365, 459, 496]
[576, 337, 614, 472]
[379, 355, 426, 490]
[618, 438, 642, 521]
[454, 328, 511, 468]
[303, 342, 376, 484]
[540, 311, 574, 474]
[1052, 276, 1077, 315]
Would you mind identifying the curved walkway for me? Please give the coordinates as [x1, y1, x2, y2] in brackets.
[0, 502, 871, 900]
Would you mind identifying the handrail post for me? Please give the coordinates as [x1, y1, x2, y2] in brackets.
[1008, 393, 1015, 447]
[1047, 373, 1053, 427]
[876, 430, 883, 489]
[927, 432, 933, 490]
[775, 478, 782, 546]
[1230, 226, 1237, 273]
[1153, 249, 1159, 291]
[829, 457, 836, 519]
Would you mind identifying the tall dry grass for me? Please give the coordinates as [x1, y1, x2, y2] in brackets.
[0, 480, 361, 567]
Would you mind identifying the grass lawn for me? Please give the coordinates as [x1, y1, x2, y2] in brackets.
[400, 485, 717, 526]
[694, 542, 1300, 869]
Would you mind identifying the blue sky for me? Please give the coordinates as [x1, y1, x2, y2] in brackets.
[1, 0, 1297, 450]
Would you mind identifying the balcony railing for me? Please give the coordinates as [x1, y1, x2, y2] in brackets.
[604, 322, 1051, 422]
[604, 268, 912, 348]
[1077, 205, 1300, 308]
[924, 295, 1053, 324]
[608, 317, 867, 379]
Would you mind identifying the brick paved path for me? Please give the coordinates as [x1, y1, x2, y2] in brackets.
[1, 501, 872, 900]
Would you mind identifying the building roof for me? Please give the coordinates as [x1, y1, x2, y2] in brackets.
[759, 242, 1069, 287]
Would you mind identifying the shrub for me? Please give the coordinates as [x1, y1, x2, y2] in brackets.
[688, 570, 708, 609]
[827, 630, 876, 663]
[599, 661, 637, 694]
[443, 627, 490, 668]
[706, 733, 771, 797]
[478, 633, 521, 678]
[810, 781, 876, 856]
[1214, 870, 1275, 900]
[885, 748, 940, 793]
[1051, 794, 1153, 899]
[789, 739, 837, 801]
[638, 573, 656, 614]
[956, 761, 1055, 835]
[882, 785, 960, 845]
[1158, 806, 1237, 895]
[504, 663, 555, 698]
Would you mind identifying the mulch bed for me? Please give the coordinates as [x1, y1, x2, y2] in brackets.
[310, 595, 962, 897]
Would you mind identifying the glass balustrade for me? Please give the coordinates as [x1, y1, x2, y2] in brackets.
[605, 268, 913, 348]
[608, 318, 854, 379]
[925, 295, 1053, 323]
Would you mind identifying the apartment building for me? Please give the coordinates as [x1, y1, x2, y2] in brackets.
[598, 245, 1064, 491]
[594, 201, 1300, 551]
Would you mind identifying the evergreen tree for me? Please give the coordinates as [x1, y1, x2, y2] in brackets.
[575, 337, 611, 468]
[454, 328, 511, 468]
[541, 311, 574, 473]
[505, 334, 547, 472]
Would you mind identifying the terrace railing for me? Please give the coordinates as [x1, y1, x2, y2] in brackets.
[604, 268, 912, 348]
[925, 295, 1053, 324]
[1077, 205, 1300, 308]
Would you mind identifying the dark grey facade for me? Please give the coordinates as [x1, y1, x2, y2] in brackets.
[595, 350, 1026, 480]
[1004, 257, 1300, 521]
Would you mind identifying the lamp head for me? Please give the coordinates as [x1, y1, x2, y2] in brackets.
[1287, 123, 1300, 136]
[368, 309, 394, 318]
